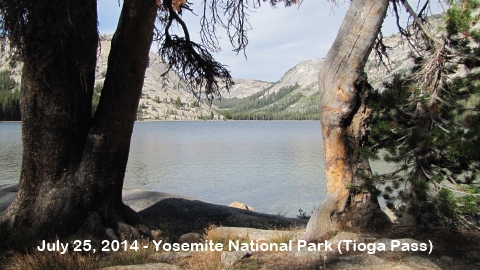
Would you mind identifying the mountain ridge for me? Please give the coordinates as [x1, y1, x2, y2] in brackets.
[214, 15, 446, 120]
[0, 15, 444, 121]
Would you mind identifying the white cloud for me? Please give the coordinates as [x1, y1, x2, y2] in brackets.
[97, 0, 445, 82]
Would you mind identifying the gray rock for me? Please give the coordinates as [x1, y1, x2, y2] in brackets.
[1, 188, 306, 230]
[220, 251, 250, 267]
[325, 253, 441, 270]
[264, 59, 322, 97]
[135, 192, 306, 231]
[150, 229, 163, 241]
[122, 189, 196, 212]
[227, 79, 273, 98]
[0, 192, 16, 213]
[105, 228, 119, 241]
[179, 233, 202, 244]
[0, 184, 19, 214]
[210, 227, 303, 242]
[151, 252, 191, 263]
[101, 263, 181, 270]
[403, 256, 441, 270]
[327, 254, 388, 269]
[95, 37, 222, 121]
[294, 249, 326, 259]
[373, 238, 422, 252]
[117, 222, 141, 240]
[0, 184, 18, 192]
[228, 201, 255, 211]
[440, 255, 453, 262]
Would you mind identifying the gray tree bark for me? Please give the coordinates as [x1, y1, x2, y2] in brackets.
[304, 0, 391, 242]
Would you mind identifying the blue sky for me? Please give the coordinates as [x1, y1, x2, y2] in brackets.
[97, 1, 444, 82]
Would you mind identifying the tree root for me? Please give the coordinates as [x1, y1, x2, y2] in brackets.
[73, 204, 155, 244]
[304, 193, 391, 243]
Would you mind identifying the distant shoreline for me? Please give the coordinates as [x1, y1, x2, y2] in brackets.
[0, 120, 320, 123]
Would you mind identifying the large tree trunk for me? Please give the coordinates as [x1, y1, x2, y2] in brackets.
[304, 0, 391, 242]
[0, 0, 158, 241]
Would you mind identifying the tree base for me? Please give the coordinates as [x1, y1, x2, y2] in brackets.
[72, 205, 153, 242]
[0, 201, 153, 252]
[304, 192, 391, 242]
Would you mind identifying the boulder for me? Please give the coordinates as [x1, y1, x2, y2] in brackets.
[1, 188, 307, 232]
[221, 251, 251, 267]
[402, 256, 441, 270]
[0, 184, 18, 192]
[327, 254, 388, 269]
[0, 184, 18, 214]
[373, 238, 422, 252]
[151, 252, 191, 263]
[325, 253, 440, 269]
[132, 190, 307, 231]
[228, 201, 255, 211]
[210, 226, 303, 242]
[179, 233, 202, 244]
[0, 192, 16, 213]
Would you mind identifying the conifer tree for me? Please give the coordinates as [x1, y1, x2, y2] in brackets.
[363, 0, 480, 228]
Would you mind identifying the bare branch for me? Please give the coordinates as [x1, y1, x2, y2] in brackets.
[373, 31, 393, 71]
[157, 0, 235, 102]
[400, 0, 443, 46]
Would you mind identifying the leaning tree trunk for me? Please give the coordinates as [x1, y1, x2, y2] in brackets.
[0, 0, 158, 240]
[304, 0, 391, 242]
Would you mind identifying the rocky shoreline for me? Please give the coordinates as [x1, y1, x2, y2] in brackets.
[2, 184, 479, 269]
[0, 184, 306, 231]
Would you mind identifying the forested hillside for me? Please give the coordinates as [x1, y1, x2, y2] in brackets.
[211, 15, 449, 120]
[214, 83, 319, 120]
[0, 36, 220, 121]
[0, 15, 453, 122]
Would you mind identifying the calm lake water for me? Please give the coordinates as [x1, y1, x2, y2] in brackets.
[124, 121, 326, 216]
[0, 121, 391, 216]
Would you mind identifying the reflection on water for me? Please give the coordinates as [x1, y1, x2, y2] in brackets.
[0, 121, 394, 216]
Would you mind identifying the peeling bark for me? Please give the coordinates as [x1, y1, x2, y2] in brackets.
[0, 0, 158, 241]
[304, 0, 391, 242]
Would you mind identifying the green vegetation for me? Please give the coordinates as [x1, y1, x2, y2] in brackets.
[174, 96, 182, 108]
[213, 83, 319, 120]
[0, 70, 20, 121]
[91, 83, 103, 117]
[360, 1, 480, 228]
[297, 208, 313, 220]
[190, 100, 200, 108]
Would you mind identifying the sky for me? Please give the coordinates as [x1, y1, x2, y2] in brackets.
[97, 1, 445, 82]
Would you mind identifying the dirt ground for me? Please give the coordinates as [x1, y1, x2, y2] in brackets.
[164, 227, 480, 270]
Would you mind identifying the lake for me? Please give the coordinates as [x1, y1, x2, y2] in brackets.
[0, 121, 391, 217]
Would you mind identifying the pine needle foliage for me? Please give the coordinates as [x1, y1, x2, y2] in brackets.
[0, 69, 20, 120]
[362, 1, 480, 228]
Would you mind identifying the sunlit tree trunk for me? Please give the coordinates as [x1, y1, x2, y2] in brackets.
[304, 0, 391, 242]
